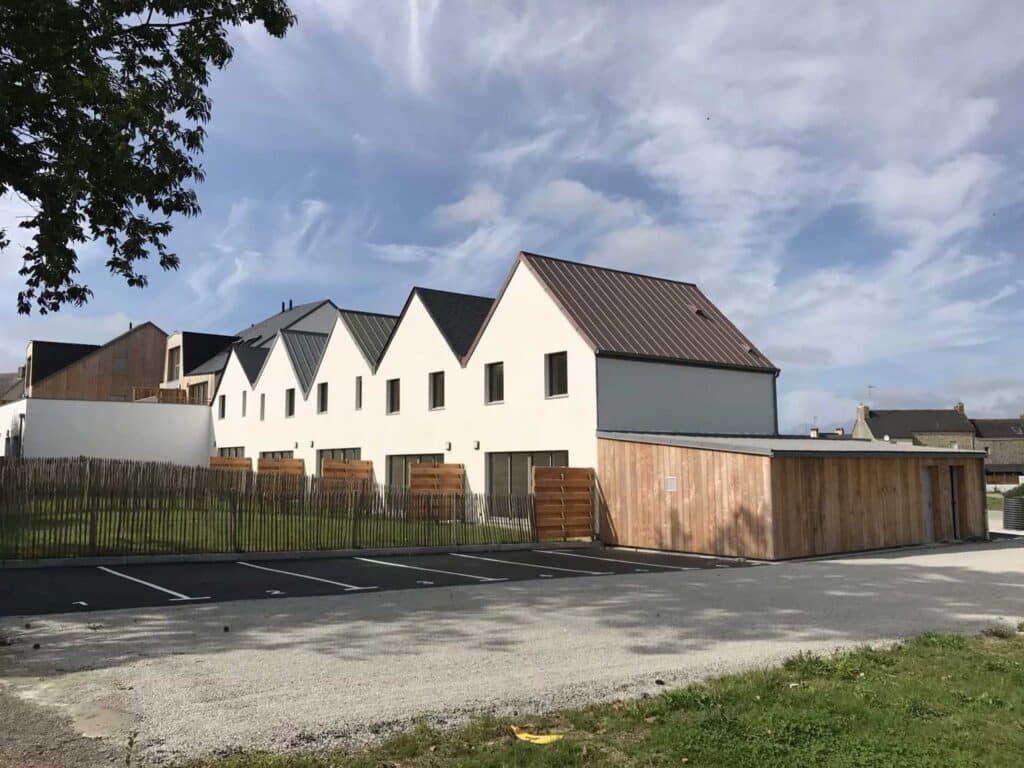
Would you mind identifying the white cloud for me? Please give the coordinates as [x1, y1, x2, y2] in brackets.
[433, 183, 505, 226]
[522, 180, 646, 227]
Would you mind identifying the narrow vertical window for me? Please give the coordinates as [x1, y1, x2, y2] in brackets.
[285, 388, 295, 417]
[545, 351, 568, 397]
[355, 376, 363, 410]
[485, 362, 504, 403]
[429, 371, 445, 410]
[260, 393, 266, 421]
[386, 378, 400, 414]
[317, 382, 328, 414]
[241, 391, 247, 418]
[217, 394, 226, 419]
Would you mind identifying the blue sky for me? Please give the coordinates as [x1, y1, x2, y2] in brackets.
[2, 0, 1022, 431]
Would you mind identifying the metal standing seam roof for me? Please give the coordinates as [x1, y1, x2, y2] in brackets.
[597, 431, 987, 458]
[235, 300, 333, 348]
[414, 288, 495, 359]
[971, 418, 1024, 439]
[339, 310, 398, 366]
[520, 252, 777, 372]
[279, 330, 329, 393]
[864, 410, 975, 439]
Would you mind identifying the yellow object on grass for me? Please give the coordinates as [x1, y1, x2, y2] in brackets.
[510, 726, 563, 745]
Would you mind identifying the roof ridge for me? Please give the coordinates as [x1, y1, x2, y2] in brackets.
[338, 308, 400, 320]
[279, 328, 329, 338]
[521, 250, 699, 288]
[413, 286, 495, 302]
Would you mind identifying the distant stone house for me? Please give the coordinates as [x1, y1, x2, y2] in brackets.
[854, 402, 1024, 484]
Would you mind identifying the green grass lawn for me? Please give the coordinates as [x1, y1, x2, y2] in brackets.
[988, 493, 1005, 512]
[186, 630, 1024, 768]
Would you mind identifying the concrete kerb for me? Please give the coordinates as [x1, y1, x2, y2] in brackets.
[0, 540, 594, 570]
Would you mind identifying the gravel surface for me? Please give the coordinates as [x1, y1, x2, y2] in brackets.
[2, 539, 1023, 766]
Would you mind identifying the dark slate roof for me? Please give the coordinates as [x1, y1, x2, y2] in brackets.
[233, 344, 270, 385]
[339, 310, 398, 366]
[181, 332, 238, 372]
[972, 418, 1024, 439]
[518, 252, 777, 372]
[28, 341, 100, 384]
[986, 464, 1024, 474]
[280, 331, 329, 393]
[415, 288, 494, 359]
[0, 373, 23, 402]
[864, 409, 975, 439]
[236, 300, 333, 348]
[186, 349, 230, 376]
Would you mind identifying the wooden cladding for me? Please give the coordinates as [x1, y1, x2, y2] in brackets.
[208, 456, 253, 472]
[534, 466, 594, 541]
[597, 437, 987, 560]
[409, 462, 465, 520]
[256, 457, 306, 476]
[321, 458, 373, 485]
[132, 386, 188, 404]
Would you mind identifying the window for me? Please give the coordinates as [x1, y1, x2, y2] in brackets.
[113, 355, 128, 375]
[487, 450, 569, 495]
[317, 447, 361, 474]
[429, 371, 445, 410]
[285, 388, 295, 418]
[167, 346, 181, 381]
[218, 394, 226, 419]
[260, 450, 294, 460]
[241, 391, 247, 418]
[386, 453, 444, 487]
[218, 446, 245, 458]
[260, 393, 266, 421]
[485, 362, 504, 403]
[317, 382, 329, 414]
[545, 352, 568, 397]
[355, 376, 363, 410]
[188, 381, 208, 405]
[386, 378, 400, 414]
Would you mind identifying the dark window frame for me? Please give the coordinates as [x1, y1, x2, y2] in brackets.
[259, 392, 266, 421]
[485, 361, 504, 404]
[386, 378, 400, 414]
[429, 370, 445, 410]
[217, 394, 226, 419]
[241, 390, 247, 418]
[355, 375, 363, 410]
[545, 351, 568, 398]
[317, 381, 329, 414]
[317, 447, 362, 474]
[285, 388, 296, 418]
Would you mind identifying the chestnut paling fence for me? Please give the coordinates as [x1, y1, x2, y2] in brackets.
[0, 458, 537, 560]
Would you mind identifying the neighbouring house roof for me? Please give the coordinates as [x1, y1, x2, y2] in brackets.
[27, 341, 100, 384]
[514, 252, 777, 372]
[186, 349, 231, 377]
[415, 288, 494, 359]
[233, 345, 270, 385]
[181, 332, 238, 374]
[280, 330, 329, 393]
[339, 310, 398, 366]
[236, 300, 334, 348]
[0, 373, 23, 402]
[971, 418, 1024, 439]
[986, 464, 1024, 474]
[863, 409, 976, 439]
[597, 431, 986, 459]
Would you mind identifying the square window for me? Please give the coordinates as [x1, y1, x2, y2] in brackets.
[285, 388, 295, 418]
[429, 371, 445, 410]
[386, 378, 400, 414]
[545, 351, 568, 397]
[485, 362, 504, 404]
[317, 382, 328, 414]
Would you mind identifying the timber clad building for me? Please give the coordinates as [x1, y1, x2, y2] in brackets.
[0, 251, 990, 559]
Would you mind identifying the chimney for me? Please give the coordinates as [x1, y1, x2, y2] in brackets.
[281, 301, 286, 313]
[809, 427, 820, 439]
[953, 401, 966, 416]
[129, 321, 133, 330]
[834, 427, 845, 436]
[856, 403, 870, 422]
[289, 299, 293, 310]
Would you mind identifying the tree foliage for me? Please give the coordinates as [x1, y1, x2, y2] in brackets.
[0, 1, 295, 314]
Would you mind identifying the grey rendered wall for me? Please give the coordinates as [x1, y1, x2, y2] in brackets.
[596, 357, 777, 435]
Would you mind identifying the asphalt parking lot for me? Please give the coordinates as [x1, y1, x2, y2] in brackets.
[0, 547, 753, 617]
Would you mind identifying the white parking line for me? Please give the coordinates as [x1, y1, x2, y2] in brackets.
[236, 561, 376, 591]
[532, 549, 698, 571]
[97, 566, 210, 602]
[451, 552, 611, 576]
[355, 557, 507, 583]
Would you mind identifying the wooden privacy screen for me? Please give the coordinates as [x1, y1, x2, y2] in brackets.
[321, 458, 373, 485]
[208, 456, 252, 472]
[257, 457, 305, 476]
[534, 467, 594, 541]
[409, 462, 465, 519]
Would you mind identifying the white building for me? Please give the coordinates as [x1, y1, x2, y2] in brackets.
[208, 251, 779, 494]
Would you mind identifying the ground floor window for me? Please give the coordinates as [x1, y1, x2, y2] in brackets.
[317, 447, 361, 474]
[487, 450, 569, 496]
[259, 450, 294, 460]
[218, 446, 245, 458]
[386, 453, 444, 487]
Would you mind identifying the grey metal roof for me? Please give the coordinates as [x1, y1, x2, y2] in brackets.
[520, 252, 777, 372]
[280, 331, 329, 393]
[185, 349, 230, 376]
[236, 300, 333, 348]
[597, 431, 986, 458]
[415, 288, 494, 359]
[339, 310, 398, 366]
[972, 418, 1024, 439]
[865, 409, 975, 439]
[233, 345, 270, 385]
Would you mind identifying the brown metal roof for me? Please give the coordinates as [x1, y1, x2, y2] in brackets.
[519, 252, 776, 372]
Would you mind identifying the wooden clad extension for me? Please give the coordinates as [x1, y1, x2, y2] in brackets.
[208, 456, 253, 472]
[257, 457, 305, 476]
[597, 437, 986, 560]
[534, 466, 594, 541]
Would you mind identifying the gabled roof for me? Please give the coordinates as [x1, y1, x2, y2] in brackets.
[186, 349, 231, 377]
[233, 345, 270, 385]
[416, 288, 494, 359]
[180, 331, 238, 373]
[0, 373, 23, 402]
[864, 409, 975, 439]
[280, 330, 329, 393]
[972, 418, 1024, 439]
[465, 252, 777, 372]
[236, 300, 334, 348]
[28, 322, 167, 387]
[339, 310, 398, 366]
